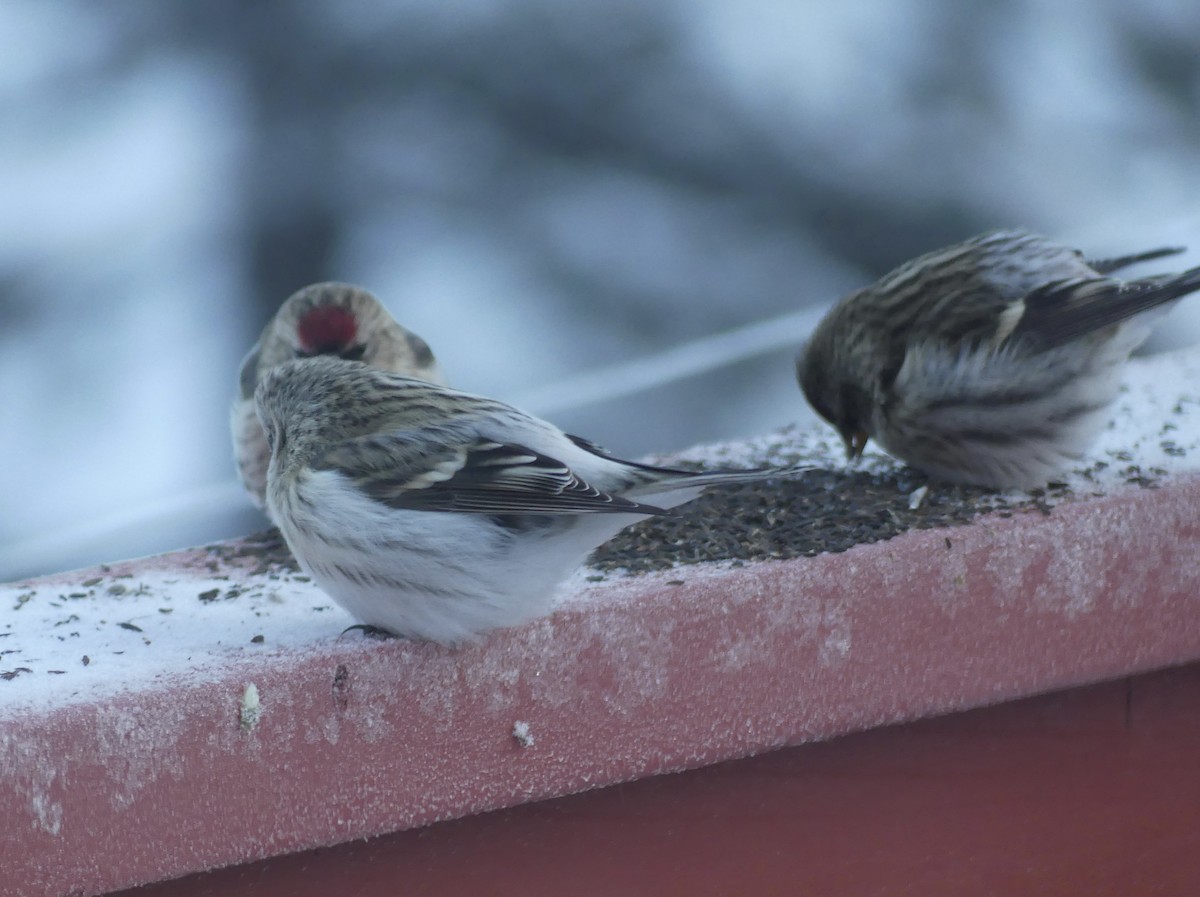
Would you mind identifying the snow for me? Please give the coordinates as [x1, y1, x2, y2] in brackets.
[0, 557, 356, 719]
[2, 348, 1200, 719]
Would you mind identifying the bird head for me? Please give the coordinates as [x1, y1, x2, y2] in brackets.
[796, 341, 872, 462]
[240, 283, 445, 400]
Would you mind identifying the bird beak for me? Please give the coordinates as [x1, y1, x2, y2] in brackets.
[843, 429, 869, 462]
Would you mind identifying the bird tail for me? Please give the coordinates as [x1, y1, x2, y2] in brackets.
[628, 464, 811, 510]
[1087, 245, 1186, 275]
[1016, 264, 1200, 350]
[1128, 264, 1200, 311]
[675, 464, 812, 490]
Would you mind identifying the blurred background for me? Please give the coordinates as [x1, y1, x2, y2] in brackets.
[3, 0, 1200, 581]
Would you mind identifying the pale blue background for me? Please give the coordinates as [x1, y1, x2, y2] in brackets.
[3, 0, 1200, 579]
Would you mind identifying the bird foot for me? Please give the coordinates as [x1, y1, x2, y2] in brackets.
[339, 623, 402, 641]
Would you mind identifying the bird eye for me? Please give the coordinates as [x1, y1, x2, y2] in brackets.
[265, 426, 276, 452]
[340, 344, 367, 361]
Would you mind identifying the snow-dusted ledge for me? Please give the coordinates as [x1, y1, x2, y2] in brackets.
[4, 350, 1200, 897]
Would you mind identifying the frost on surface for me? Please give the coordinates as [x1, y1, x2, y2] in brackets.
[0, 531, 350, 717]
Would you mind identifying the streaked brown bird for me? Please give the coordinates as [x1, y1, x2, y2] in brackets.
[256, 356, 807, 643]
[797, 229, 1200, 488]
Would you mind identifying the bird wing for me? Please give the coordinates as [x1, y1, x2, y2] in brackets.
[564, 433, 702, 477]
[904, 234, 1194, 355]
[1085, 245, 1184, 275]
[873, 277, 1021, 393]
[868, 231, 1085, 390]
[896, 276, 1155, 376]
[316, 432, 669, 516]
[1007, 269, 1200, 351]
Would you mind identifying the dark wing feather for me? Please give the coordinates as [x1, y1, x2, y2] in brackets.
[1086, 246, 1184, 275]
[1009, 267, 1200, 351]
[565, 433, 701, 478]
[865, 232, 1194, 392]
[318, 434, 670, 516]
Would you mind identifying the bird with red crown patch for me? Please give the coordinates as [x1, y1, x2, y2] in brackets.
[232, 282, 446, 512]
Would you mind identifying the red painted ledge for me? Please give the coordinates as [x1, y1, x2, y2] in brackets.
[3, 350, 1200, 897]
[111, 664, 1200, 897]
[3, 473, 1200, 897]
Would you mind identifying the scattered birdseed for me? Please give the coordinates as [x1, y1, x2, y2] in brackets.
[589, 467, 1014, 574]
[203, 529, 299, 577]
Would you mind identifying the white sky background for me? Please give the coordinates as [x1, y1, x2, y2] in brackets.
[2, 0, 1200, 581]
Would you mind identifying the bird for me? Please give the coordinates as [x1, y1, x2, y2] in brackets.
[255, 355, 805, 643]
[232, 282, 446, 512]
[796, 229, 1200, 488]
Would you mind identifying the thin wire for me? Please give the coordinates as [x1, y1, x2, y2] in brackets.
[513, 306, 824, 415]
[0, 481, 251, 581]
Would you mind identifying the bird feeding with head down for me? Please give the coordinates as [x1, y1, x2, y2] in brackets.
[797, 229, 1200, 488]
